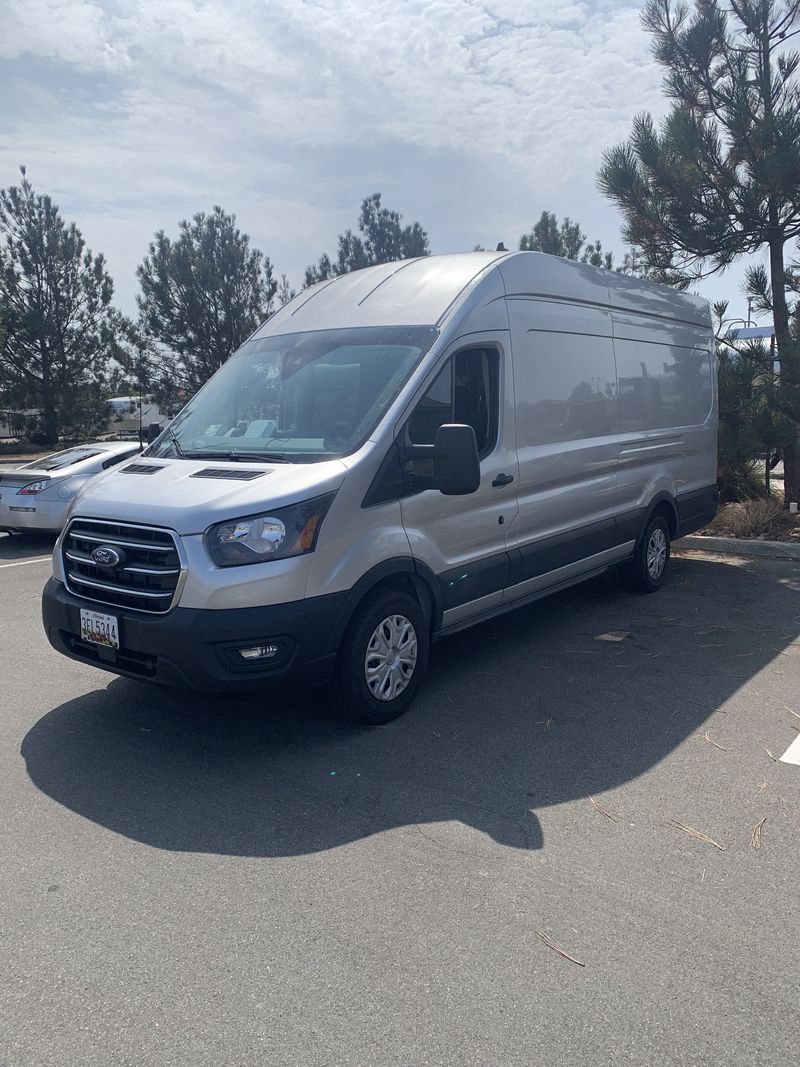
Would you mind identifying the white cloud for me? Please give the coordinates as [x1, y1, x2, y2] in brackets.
[0, 0, 754, 315]
[0, 0, 130, 71]
[3, 1, 661, 157]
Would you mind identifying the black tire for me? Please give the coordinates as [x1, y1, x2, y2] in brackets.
[328, 589, 430, 725]
[621, 513, 671, 593]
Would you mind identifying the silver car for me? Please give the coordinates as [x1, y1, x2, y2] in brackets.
[0, 441, 141, 534]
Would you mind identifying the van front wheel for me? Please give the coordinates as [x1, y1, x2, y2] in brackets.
[328, 590, 430, 725]
[622, 514, 671, 593]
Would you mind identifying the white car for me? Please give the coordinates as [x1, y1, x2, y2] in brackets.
[0, 441, 142, 535]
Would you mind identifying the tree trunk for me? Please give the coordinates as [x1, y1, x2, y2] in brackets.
[768, 236, 792, 353]
[767, 233, 799, 506]
[784, 438, 800, 508]
[40, 352, 58, 445]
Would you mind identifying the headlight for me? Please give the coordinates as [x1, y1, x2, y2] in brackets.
[206, 493, 336, 567]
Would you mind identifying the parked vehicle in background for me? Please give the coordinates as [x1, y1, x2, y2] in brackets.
[107, 396, 168, 438]
[0, 442, 142, 534]
[42, 251, 718, 723]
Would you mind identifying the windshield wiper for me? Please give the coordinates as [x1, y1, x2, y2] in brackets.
[180, 449, 289, 463]
[165, 426, 186, 458]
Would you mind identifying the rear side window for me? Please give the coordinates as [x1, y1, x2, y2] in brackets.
[515, 331, 617, 447]
[407, 347, 498, 456]
[615, 340, 713, 431]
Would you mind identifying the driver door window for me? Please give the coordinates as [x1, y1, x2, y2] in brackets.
[363, 347, 501, 507]
[407, 347, 498, 456]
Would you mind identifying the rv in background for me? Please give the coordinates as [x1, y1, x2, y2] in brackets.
[107, 397, 168, 438]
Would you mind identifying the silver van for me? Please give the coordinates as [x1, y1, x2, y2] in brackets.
[42, 251, 718, 723]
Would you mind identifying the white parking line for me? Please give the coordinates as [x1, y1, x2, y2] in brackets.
[779, 733, 800, 766]
[0, 556, 52, 569]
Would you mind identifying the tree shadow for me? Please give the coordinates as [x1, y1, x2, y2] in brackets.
[21, 555, 800, 856]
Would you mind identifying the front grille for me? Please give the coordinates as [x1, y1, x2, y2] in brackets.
[120, 463, 165, 475]
[62, 518, 182, 614]
[190, 467, 267, 481]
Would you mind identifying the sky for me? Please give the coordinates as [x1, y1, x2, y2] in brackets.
[0, 0, 767, 323]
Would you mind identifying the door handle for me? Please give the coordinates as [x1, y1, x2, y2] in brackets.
[492, 473, 514, 488]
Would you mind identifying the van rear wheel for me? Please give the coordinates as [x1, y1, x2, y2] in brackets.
[621, 514, 671, 593]
[328, 590, 430, 725]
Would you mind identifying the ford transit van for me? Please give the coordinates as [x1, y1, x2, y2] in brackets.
[42, 251, 718, 723]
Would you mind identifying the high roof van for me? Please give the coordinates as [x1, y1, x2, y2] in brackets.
[43, 251, 718, 723]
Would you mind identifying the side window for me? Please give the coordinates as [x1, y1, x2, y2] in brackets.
[615, 339, 713, 432]
[408, 361, 452, 445]
[515, 332, 616, 447]
[454, 348, 495, 454]
[363, 348, 500, 507]
[407, 348, 498, 456]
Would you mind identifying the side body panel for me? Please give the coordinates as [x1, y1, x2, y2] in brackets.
[499, 272, 627, 602]
[606, 272, 717, 540]
[306, 442, 414, 603]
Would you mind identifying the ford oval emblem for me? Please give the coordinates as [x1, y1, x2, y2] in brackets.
[92, 545, 122, 568]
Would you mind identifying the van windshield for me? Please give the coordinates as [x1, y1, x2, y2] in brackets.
[148, 326, 438, 462]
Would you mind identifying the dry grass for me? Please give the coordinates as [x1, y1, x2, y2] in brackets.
[704, 500, 800, 542]
[699, 730, 727, 751]
[751, 817, 766, 849]
[535, 931, 585, 967]
[589, 796, 618, 821]
[671, 820, 725, 851]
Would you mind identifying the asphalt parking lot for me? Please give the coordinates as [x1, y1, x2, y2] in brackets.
[2, 531, 800, 1066]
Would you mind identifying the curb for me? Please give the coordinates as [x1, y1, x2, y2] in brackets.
[677, 534, 800, 561]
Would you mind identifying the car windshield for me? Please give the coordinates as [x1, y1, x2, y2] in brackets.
[23, 448, 104, 471]
[147, 325, 438, 462]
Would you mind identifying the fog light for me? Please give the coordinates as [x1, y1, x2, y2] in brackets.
[238, 644, 280, 661]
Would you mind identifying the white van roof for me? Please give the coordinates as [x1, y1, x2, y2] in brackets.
[259, 252, 508, 334]
[255, 251, 711, 337]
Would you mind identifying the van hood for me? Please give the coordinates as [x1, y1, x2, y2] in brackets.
[67, 457, 349, 535]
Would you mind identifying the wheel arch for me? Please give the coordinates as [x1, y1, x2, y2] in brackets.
[326, 557, 443, 654]
[639, 492, 678, 543]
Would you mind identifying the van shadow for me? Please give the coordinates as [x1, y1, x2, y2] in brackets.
[0, 531, 57, 560]
[21, 555, 800, 856]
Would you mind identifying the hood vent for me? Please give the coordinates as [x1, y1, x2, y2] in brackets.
[121, 463, 165, 475]
[190, 468, 268, 481]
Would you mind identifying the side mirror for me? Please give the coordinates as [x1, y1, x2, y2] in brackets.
[433, 424, 481, 495]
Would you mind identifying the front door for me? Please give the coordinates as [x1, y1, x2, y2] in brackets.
[398, 337, 518, 627]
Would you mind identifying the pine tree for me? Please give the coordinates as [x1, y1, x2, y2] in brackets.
[0, 168, 115, 443]
[137, 207, 278, 398]
[519, 211, 614, 269]
[598, 0, 800, 502]
[305, 194, 430, 285]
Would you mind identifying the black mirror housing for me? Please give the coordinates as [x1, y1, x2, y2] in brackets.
[433, 424, 481, 495]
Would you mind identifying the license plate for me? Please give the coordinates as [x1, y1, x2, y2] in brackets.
[80, 609, 120, 649]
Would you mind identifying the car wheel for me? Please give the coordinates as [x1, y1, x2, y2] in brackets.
[621, 514, 671, 593]
[328, 589, 430, 725]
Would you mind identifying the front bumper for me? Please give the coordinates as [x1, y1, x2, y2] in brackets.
[42, 577, 346, 692]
